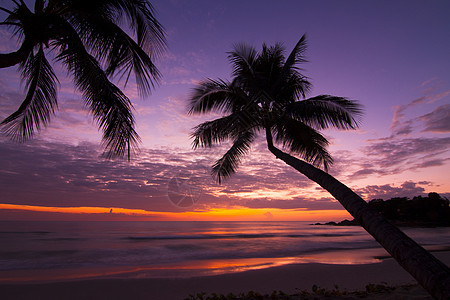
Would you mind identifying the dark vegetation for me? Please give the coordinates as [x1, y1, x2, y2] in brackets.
[185, 282, 417, 299]
[316, 193, 450, 227]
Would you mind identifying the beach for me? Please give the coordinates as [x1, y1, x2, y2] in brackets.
[1, 251, 448, 300]
[1, 221, 449, 299]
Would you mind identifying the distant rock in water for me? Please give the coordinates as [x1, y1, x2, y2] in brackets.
[315, 192, 450, 227]
[313, 219, 359, 226]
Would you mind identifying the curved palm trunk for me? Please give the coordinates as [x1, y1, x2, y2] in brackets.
[266, 133, 450, 299]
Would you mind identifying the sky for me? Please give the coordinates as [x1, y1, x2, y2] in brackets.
[0, 0, 449, 221]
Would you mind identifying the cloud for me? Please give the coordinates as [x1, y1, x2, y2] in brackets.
[264, 211, 273, 219]
[0, 137, 324, 213]
[351, 168, 384, 178]
[419, 104, 450, 133]
[352, 79, 450, 182]
[390, 104, 414, 136]
[242, 197, 341, 210]
[363, 136, 450, 173]
[415, 157, 449, 168]
[0, 139, 194, 211]
[357, 181, 430, 200]
[1, 133, 446, 218]
[389, 79, 450, 137]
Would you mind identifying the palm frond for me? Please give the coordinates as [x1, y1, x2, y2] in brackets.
[1, 47, 58, 141]
[212, 130, 254, 183]
[191, 110, 259, 148]
[286, 95, 363, 130]
[57, 0, 166, 56]
[271, 70, 311, 107]
[273, 35, 311, 101]
[61, 0, 165, 96]
[256, 43, 285, 95]
[259, 42, 285, 68]
[0, 21, 20, 26]
[188, 79, 251, 114]
[283, 34, 308, 72]
[191, 118, 232, 149]
[274, 118, 332, 170]
[75, 15, 161, 96]
[34, 0, 45, 13]
[228, 43, 258, 79]
[2, 2, 26, 39]
[53, 19, 139, 159]
[0, 6, 14, 14]
[106, 0, 166, 56]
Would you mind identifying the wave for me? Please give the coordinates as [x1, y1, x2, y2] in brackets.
[126, 233, 276, 240]
[125, 232, 351, 241]
[0, 231, 51, 235]
[0, 249, 79, 260]
[286, 233, 349, 238]
[38, 237, 85, 241]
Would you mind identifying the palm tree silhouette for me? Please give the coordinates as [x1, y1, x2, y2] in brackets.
[188, 35, 450, 299]
[0, 0, 166, 159]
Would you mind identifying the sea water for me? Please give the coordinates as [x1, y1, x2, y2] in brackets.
[1, 221, 449, 282]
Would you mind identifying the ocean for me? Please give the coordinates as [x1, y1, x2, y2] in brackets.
[1, 221, 449, 283]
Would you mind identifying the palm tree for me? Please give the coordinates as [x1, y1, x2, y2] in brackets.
[188, 35, 450, 299]
[0, 0, 166, 159]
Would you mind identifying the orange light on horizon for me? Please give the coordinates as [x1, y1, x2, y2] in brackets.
[0, 203, 164, 217]
[0, 203, 351, 221]
[179, 207, 351, 221]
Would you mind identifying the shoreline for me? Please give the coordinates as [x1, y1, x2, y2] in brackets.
[1, 251, 448, 300]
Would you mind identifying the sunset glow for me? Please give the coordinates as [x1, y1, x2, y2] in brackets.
[0, 1, 449, 221]
[0, 204, 351, 221]
[1, 3, 450, 299]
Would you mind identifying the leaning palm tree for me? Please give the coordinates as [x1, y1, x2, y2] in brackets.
[0, 0, 166, 159]
[188, 35, 450, 299]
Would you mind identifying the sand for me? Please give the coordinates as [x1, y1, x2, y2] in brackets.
[1, 251, 448, 300]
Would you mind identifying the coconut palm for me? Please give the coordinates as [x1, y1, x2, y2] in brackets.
[188, 35, 450, 299]
[0, 0, 166, 159]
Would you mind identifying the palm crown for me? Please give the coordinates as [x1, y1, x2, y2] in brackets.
[0, 0, 166, 159]
[189, 35, 362, 183]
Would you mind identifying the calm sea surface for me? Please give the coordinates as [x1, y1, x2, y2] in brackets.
[1, 221, 449, 282]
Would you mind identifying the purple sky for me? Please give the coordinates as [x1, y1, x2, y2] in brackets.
[0, 0, 449, 220]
